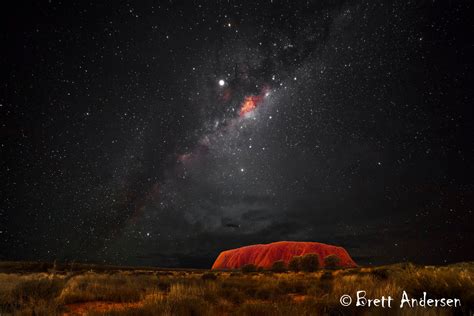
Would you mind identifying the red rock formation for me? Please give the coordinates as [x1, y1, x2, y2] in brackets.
[211, 241, 357, 270]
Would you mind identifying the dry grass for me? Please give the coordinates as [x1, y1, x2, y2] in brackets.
[0, 262, 472, 315]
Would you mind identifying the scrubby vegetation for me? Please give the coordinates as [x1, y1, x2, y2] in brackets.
[0, 261, 472, 315]
[287, 253, 321, 272]
[300, 253, 320, 272]
[288, 255, 302, 272]
[270, 260, 286, 272]
[324, 254, 342, 269]
[240, 264, 257, 273]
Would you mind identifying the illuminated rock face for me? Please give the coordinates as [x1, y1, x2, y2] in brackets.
[211, 241, 357, 270]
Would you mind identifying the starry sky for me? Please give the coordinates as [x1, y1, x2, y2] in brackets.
[1, 1, 473, 268]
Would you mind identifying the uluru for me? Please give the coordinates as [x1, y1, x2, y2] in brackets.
[211, 241, 357, 270]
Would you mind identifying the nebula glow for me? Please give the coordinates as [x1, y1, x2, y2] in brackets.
[239, 95, 264, 116]
[239, 96, 258, 116]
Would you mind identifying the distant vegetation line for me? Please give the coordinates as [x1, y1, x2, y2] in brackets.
[0, 261, 207, 273]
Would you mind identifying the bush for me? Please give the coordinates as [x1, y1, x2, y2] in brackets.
[241, 264, 257, 273]
[201, 272, 217, 280]
[324, 255, 341, 269]
[300, 253, 320, 272]
[278, 279, 306, 294]
[371, 268, 390, 280]
[319, 271, 334, 292]
[12, 278, 65, 302]
[288, 256, 302, 272]
[320, 271, 333, 280]
[271, 260, 287, 272]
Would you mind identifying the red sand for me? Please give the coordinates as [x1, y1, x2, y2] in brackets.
[211, 241, 357, 270]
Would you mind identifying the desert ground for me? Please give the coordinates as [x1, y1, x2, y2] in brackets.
[0, 261, 473, 315]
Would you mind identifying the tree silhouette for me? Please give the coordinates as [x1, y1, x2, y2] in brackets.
[324, 254, 341, 269]
[299, 253, 320, 272]
[271, 260, 287, 272]
[288, 255, 302, 272]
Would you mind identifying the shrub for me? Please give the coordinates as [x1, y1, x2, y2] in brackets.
[12, 278, 65, 302]
[319, 271, 334, 292]
[241, 264, 257, 273]
[221, 287, 246, 304]
[169, 297, 211, 315]
[320, 271, 333, 281]
[300, 253, 320, 272]
[58, 274, 144, 304]
[324, 255, 341, 269]
[271, 260, 287, 273]
[371, 268, 390, 280]
[278, 279, 306, 294]
[201, 272, 217, 280]
[288, 256, 302, 272]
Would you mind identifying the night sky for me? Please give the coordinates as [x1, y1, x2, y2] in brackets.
[1, 1, 473, 268]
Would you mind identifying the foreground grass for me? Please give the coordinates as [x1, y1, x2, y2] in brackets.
[0, 262, 472, 315]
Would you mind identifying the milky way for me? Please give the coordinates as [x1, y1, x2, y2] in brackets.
[2, 1, 473, 267]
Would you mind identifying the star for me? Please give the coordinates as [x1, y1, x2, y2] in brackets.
[2, 0, 470, 270]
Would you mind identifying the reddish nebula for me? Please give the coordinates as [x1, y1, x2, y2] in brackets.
[239, 95, 264, 116]
[238, 86, 271, 116]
